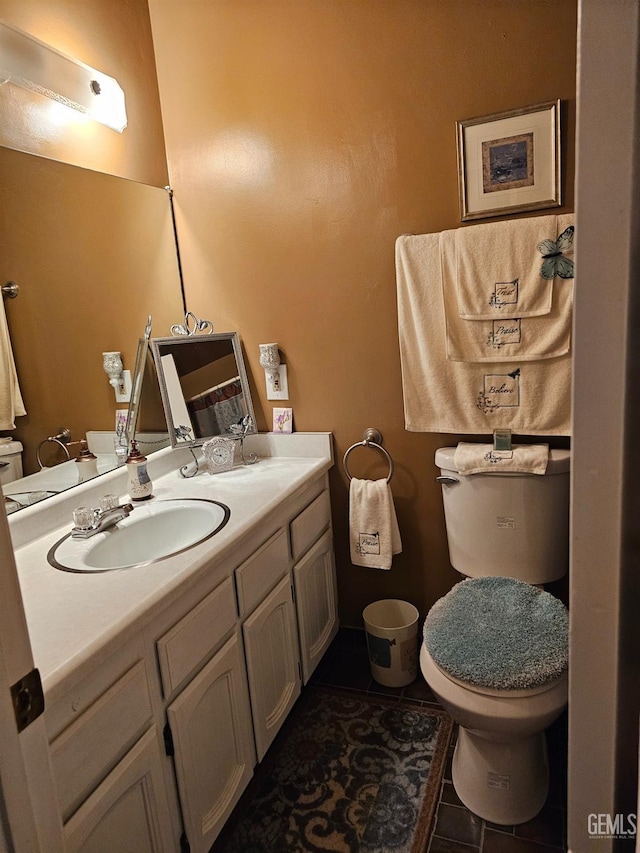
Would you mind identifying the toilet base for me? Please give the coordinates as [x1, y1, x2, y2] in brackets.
[452, 726, 549, 825]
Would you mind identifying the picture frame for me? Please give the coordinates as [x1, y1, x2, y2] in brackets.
[456, 100, 561, 221]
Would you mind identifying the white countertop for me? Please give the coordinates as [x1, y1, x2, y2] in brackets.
[10, 433, 333, 701]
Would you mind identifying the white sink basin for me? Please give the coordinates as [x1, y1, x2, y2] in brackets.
[48, 498, 230, 572]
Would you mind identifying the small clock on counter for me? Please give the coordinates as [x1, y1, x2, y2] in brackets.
[202, 436, 236, 474]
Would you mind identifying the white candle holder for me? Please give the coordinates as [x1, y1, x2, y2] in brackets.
[259, 343, 288, 398]
[102, 351, 131, 402]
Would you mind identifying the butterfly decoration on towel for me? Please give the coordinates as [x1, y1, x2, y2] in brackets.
[537, 226, 575, 280]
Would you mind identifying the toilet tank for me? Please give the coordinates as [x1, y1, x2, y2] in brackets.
[0, 440, 23, 486]
[435, 446, 570, 584]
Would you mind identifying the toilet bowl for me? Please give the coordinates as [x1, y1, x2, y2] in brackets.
[422, 446, 571, 825]
[420, 579, 568, 825]
[421, 646, 566, 825]
[421, 576, 568, 824]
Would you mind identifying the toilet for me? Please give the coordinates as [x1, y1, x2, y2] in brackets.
[420, 445, 570, 826]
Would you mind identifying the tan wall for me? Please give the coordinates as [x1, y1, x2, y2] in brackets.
[0, 0, 168, 185]
[150, 0, 578, 626]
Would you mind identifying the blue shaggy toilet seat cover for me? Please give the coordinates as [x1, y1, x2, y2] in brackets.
[423, 576, 568, 690]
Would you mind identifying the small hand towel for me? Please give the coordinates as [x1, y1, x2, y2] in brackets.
[0, 296, 26, 431]
[454, 442, 549, 475]
[455, 214, 570, 319]
[441, 220, 574, 362]
[349, 478, 402, 570]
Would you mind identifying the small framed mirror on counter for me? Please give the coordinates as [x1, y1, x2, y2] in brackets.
[150, 333, 257, 449]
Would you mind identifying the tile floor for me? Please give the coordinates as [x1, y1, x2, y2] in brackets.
[310, 627, 568, 853]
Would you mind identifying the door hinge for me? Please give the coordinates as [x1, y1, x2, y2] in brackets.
[179, 831, 190, 852]
[163, 722, 175, 756]
[10, 668, 45, 733]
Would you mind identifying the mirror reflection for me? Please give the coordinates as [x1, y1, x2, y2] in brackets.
[151, 334, 256, 448]
[0, 146, 185, 513]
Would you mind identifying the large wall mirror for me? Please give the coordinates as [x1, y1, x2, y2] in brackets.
[151, 334, 256, 448]
[0, 146, 185, 513]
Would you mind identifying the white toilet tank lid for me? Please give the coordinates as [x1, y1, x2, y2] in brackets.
[0, 440, 23, 456]
[435, 445, 570, 474]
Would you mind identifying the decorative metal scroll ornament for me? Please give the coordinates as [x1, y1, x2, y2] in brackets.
[170, 312, 214, 337]
[228, 415, 259, 465]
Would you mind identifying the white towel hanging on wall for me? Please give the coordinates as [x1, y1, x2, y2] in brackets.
[454, 214, 565, 319]
[441, 226, 574, 363]
[349, 478, 402, 570]
[0, 295, 25, 431]
[395, 218, 573, 435]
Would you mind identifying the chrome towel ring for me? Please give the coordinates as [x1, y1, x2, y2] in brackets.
[343, 428, 394, 484]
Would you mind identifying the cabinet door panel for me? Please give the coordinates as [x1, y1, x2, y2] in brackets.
[235, 527, 289, 617]
[290, 490, 331, 560]
[50, 660, 152, 820]
[293, 530, 339, 683]
[243, 575, 301, 761]
[63, 726, 174, 853]
[157, 575, 237, 698]
[167, 633, 255, 853]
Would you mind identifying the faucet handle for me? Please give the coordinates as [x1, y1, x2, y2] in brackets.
[99, 494, 119, 512]
[72, 506, 96, 531]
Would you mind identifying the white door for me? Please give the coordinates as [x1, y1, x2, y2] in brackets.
[0, 508, 65, 851]
[293, 530, 338, 684]
[243, 575, 301, 761]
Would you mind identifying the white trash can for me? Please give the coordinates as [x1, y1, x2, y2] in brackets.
[363, 599, 419, 687]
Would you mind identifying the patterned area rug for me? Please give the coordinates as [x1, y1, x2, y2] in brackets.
[214, 687, 453, 852]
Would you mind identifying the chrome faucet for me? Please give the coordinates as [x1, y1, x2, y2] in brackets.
[71, 503, 134, 538]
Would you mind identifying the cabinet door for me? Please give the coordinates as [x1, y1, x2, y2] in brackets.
[167, 633, 255, 853]
[293, 529, 339, 684]
[63, 726, 174, 853]
[243, 575, 301, 761]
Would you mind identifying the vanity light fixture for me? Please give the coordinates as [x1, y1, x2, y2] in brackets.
[258, 343, 289, 400]
[0, 20, 127, 133]
[102, 352, 131, 403]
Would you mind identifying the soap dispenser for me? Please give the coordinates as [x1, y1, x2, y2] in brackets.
[126, 439, 153, 501]
[76, 440, 99, 483]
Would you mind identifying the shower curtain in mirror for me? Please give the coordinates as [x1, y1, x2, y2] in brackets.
[186, 377, 245, 436]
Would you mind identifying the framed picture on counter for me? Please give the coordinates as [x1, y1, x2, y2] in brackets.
[456, 100, 561, 221]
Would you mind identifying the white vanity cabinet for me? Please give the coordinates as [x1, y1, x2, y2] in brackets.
[32, 460, 338, 853]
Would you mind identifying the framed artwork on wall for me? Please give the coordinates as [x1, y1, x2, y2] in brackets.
[456, 100, 561, 221]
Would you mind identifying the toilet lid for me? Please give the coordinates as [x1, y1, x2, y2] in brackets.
[423, 577, 568, 690]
